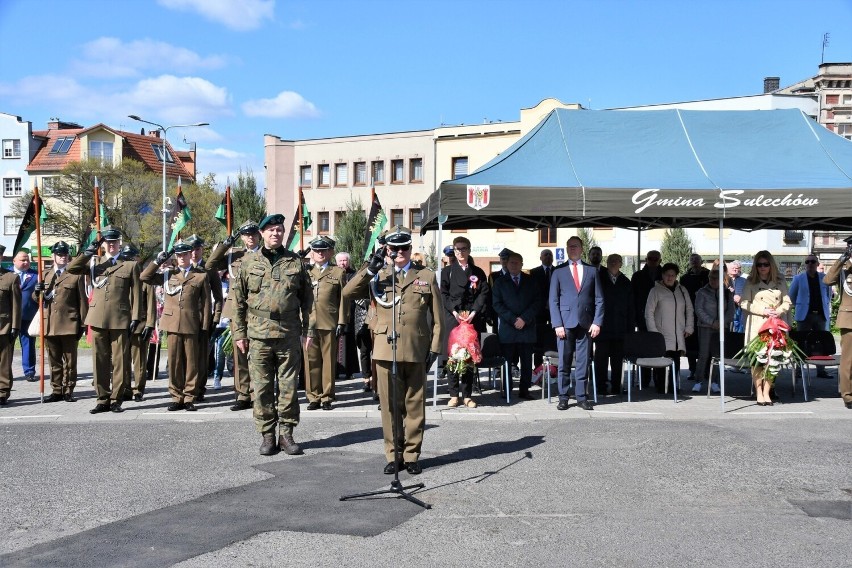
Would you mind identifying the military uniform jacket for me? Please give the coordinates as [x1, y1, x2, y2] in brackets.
[141, 263, 211, 334]
[37, 267, 88, 336]
[68, 253, 143, 329]
[308, 264, 350, 330]
[206, 243, 257, 319]
[342, 264, 443, 363]
[824, 257, 852, 329]
[133, 274, 158, 334]
[0, 270, 22, 334]
[233, 247, 314, 341]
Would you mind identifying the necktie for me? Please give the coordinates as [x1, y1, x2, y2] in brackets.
[545, 267, 550, 281]
[400, 268, 406, 280]
[513, 275, 520, 287]
[19, 273, 25, 285]
[572, 261, 581, 291]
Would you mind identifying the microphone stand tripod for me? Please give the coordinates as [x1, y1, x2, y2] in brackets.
[341, 251, 431, 509]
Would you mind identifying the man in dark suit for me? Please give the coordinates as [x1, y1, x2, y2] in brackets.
[631, 250, 662, 330]
[13, 250, 38, 382]
[550, 236, 604, 411]
[487, 248, 512, 333]
[492, 252, 540, 400]
[529, 249, 555, 366]
[594, 253, 634, 395]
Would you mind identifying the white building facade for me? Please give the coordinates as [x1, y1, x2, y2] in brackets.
[0, 112, 39, 253]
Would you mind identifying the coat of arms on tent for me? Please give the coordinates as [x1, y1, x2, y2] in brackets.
[467, 185, 490, 210]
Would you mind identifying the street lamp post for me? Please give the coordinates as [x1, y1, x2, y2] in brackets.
[128, 115, 209, 252]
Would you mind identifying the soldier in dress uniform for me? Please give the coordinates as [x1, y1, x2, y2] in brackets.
[304, 236, 349, 410]
[342, 226, 442, 475]
[233, 214, 314, 456]
[141, 241, 212, 411]
[117, 244, 156, 401]
[33, 241, 88, 402]
[67, 226, 143, 414]
[0, 244, 22, 406]
[186, 235, 223, 402]
[206, 220, 260, 411]
[824, 237, 852, 410]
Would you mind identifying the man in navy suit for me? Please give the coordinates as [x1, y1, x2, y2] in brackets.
[492, 252, 540, 400]
[13, 250, 38, 382]
[550, 236, 604, 410]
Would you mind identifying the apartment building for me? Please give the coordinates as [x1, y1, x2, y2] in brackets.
[0, 112, 41, 252]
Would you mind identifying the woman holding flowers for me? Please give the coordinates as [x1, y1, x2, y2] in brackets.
[440, 236, 490, 408]
[740, 250, 792, 405]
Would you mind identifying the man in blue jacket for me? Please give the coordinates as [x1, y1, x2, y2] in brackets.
[13, 249, 38, 382]
[789, 253, 834, 378]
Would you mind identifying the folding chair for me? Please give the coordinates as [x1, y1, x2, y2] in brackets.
[621, 331, 679, 402]
[708, 332, 745, 398]
[542, 347, 597, 404]
[476, 332, 510, 403]
[789, 330, 839, 402]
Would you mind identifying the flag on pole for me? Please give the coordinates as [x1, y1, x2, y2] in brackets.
[14, 194, 48, 255]
[82, 203, 110, 249]
[363, 188, 387, 260]
[215, 186, 234, 229]
[165, 177, 191, 251]
[286, 189, 312, 251]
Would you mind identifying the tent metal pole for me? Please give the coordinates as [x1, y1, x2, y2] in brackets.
[434, 219, 442, 409]
[719, 219, 725, 412]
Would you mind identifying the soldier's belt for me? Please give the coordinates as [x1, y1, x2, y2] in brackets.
[248, 307, 299, 320]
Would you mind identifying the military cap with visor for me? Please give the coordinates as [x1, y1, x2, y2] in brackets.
[101, 226, 122, 241]
[117, 244, 139, 260]
[384, 225, 412, 247]
[238, 220, 260, 235]
[173, 240, 193, 254]
[309, 236, 335, 251]
[51, 241, 71, 255]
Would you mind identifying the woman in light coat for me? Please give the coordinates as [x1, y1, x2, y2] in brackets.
[645, 263, 694, 393]
[740, 250, 792, 406]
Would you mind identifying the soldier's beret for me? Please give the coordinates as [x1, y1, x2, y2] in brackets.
[173, 241, 193, 254]
[117, 244, 139, 260]
[51, 241, 71, 255]
[258, 213, 285, 230]
[309, 236, 335, 251]
[384, 225, 412, 247]
[101, 226, 122, 241]
[498, 248, 513, 259]
[186, 234, 204, 249]
[238, 220, 260, 235]
[443, 245, 455, 257]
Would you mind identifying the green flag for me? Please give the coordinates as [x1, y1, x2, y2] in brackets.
[82, 203, 110, 249]
[165, 186, 191, 251]
[14, 195, 48, 255]
[214, 186, 233, 229]
[286, 190, 312, 251]
[363, 190, 387, 260]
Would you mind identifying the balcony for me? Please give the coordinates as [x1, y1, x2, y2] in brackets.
[783, 230, 804, 244]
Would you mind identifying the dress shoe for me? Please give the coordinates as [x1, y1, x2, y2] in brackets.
[122, 391, 133, 401]
[845, 401, 852, 409]
[110, 402, 124, 413]
[405, 461, 423, 475]
[134, 393, 143, 402]
[230, 399, 252, 411]
[307, 401, 321, 410]
[557, 399, 570, 411]
[278, 433, 303, 455]
[89, 403, 110, 414]
[384, 460, 405, 474]
[64, 393, 76, 402]
[259, 432, 278, 456]
[0, 397, 7, 406]
[45, 393, 63, 403]
[196, 394, 206, 402]
[321, 401, 332, 410]
[576, 400, 594, 411]
[25, 374, 37, 382]
[167, 402, 184, 411]
[517, 392, 535, 401]
[184, 403, 197, 411]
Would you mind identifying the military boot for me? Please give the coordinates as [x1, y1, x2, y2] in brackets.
[259, 431, 278, 456]
[278, 427, 303, 455]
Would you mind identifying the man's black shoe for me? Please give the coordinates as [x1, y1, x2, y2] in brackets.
[167, 402, 184, 411]
[230, 399, 252, 411]
[64, 393, 76, 402]
[184, 403, 197, 411]
[134, 393, 143, 402]
[122, 391, 133, 401]
[518, 392, 535, 400]
[306, 401, 321, 410]
[383, 460, 405, 474]
[0, 397, 7, 406]
[196, 394, 205, 402]
[89, 403, 110, 414]
[845, 401, 852, 409]
[321, 401, 332, 410]
[576, 400, 594, 411]
[45, 393, 63, 403]
[405, 461, 422, 475]
[557, 400, 570, 411]
[25, 374, 36, 382]
[110, 402, 124, 413]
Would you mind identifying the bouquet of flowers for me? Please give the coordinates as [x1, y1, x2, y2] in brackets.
[736, 315, 806, 381]
[446, 313, 482, 375]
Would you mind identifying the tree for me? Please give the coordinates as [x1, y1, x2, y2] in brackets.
[661, 227, 693, 273]
[231, 168, 266, 226]
[177, 173, 232, 250]
[423, 240, 438, 270]
[577, 227, 598, 263]
[333, 196, 367, 264]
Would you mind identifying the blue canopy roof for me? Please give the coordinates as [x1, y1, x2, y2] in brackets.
[422, 108, 852, 231]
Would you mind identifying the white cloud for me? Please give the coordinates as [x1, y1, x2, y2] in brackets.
[242, 91, 320, 119]
[157, 0, 274, 31]
[120, 75, 231, 124]
[0, 74, 87, 103]
[71, 37, 228, 78]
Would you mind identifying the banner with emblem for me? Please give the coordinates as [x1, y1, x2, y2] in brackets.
[13, 194, 48, 255]
[363, 187, 387, 260]
[165, 178, 191, 251]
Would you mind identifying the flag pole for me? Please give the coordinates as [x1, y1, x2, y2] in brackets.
[93, 177, 102, 259]
[33, 186, 46, 403]
[225, 185, 232, 235]
[298, 188, 305, 252]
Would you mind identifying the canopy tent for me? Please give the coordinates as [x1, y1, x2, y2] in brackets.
[421, 108, 852, 232]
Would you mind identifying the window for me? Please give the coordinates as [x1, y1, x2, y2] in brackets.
[391, 159, 404, 183]
[371, 160, 385, 184]
[4, 216, 22, 235]
[152, 143, 174, 163]
[88, 141, 113, 164]
[299, 165, 312, 188]
[318, 164, 330, 187]
[409, 209, 422, 231]
[2, 139, 21, 159]
[41, 176, 60, 196]
[390, 208, 403, 227]
[825, 94, 839, 105]
[539, 227, 557, 246]
[353, 162, 367, 186]
[318, 211, 330, 234]
[452, 157, 468, 179]
[49, 137, 74, 154]
[3, 178, 22, 197]
[843, 94, 852, 105]
[838, 123, 852, 141]
[335, 163, 348, 187]
[409, 158, 423, 183]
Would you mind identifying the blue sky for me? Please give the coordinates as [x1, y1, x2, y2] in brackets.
[1, 0, 850, 192]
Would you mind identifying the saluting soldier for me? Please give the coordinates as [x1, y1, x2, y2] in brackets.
[33, 241, 88, 402]
[206, 220, 260, 411]
[233, 214, 313, 456]
[67, 226, 143, 414]
[141, 241, 212, 411]
[304, 236, 349, 411]
[342, 226, 443, 475]
[0, 244, 22, 406]
[824, 238, 852, 410]
[117, 244, 156, 401]
[186, 235, 223, 402]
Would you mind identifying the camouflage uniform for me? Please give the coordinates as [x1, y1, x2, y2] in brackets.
[233, 246, 314, 435]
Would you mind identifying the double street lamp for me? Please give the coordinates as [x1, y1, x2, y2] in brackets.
[128, 115, 209, 252]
